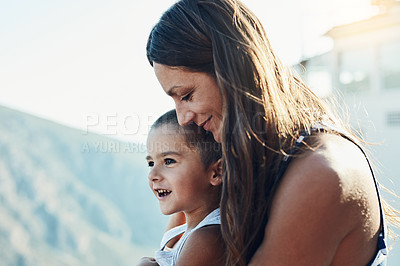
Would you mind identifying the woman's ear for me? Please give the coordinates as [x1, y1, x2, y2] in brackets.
[209, 158, 223, 186]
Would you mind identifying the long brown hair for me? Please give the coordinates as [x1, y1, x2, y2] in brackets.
[147, 0, 358, 265]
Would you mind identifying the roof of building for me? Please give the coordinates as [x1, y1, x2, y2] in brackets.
[326, 1, 400, 38]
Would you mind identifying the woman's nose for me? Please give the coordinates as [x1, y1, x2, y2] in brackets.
[176, 106, 195, 126]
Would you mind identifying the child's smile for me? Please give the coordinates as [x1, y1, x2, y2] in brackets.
[146, 127, 217, 218]
[155, 189, 172, 199]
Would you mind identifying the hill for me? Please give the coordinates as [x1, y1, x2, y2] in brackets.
[0, 105, 167, 265]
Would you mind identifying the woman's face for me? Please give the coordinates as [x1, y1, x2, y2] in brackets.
[154, 63, 223, 142]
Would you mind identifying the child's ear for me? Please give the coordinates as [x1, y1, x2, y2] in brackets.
[209, 158, 223, 186]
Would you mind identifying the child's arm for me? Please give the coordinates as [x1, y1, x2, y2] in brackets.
[136, 257, 159, 266]
[175, 225, 225, 266]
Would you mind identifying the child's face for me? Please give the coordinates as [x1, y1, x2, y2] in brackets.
[146, 127, 217, 216]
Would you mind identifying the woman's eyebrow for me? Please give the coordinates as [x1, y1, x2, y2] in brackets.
[166, 85, 183, 96]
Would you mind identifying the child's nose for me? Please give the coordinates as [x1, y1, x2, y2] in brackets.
[148, 167, 161, 182]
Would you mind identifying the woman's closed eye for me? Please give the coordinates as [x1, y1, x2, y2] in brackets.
[165, 158, 176, 165]
[180, 91, 193, 101]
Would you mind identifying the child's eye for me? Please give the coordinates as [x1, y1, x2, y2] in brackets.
[165, 158, 176, 165]
[181, 91, 193, 101]
[147, 161, 154, 167]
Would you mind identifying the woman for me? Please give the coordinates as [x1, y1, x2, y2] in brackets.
[146, 0, 397, 265]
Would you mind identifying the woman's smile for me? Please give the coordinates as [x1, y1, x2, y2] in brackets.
[199, 116, 212, 131]
[153, 63, 223, 142]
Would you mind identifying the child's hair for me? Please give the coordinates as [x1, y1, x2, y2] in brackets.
[150, 109, 222, 169]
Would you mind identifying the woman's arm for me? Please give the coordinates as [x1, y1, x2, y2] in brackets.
[176, 225, 225, 266]
[249, 155, 349, 265]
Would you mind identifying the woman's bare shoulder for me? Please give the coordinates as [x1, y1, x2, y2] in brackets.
[271, 133, 365, 235]
[176, 225, 225, 266]
[283, 133, 380, 225]
[284, 133, 376, 203]
[250, 133, 381, 265]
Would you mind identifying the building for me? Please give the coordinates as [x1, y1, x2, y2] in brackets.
[297, 2, 400, 262]
[298, 0, 400, 188]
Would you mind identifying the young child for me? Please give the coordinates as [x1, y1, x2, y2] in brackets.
[138, 109, 225, 266]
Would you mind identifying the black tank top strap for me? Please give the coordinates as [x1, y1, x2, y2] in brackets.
[275, 126, 320, 181]
[277, 128, 314, 180]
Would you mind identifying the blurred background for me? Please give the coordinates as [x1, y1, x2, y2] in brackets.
[0, 0, 399, 265]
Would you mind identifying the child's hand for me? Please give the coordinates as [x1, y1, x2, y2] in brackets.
[136, 257, 159, 266]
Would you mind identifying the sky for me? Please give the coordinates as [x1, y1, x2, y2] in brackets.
[0, 0, 378, 143]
